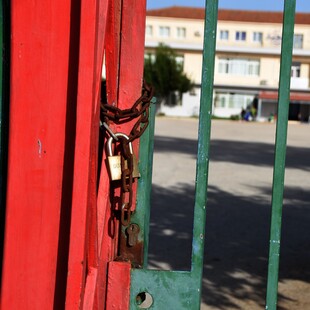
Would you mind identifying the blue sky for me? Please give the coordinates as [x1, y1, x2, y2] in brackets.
[147, 0, 310, 12]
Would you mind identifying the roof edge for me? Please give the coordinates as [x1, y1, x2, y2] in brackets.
[146, 7, 310, 25]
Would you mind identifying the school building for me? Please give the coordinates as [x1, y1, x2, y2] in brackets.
[145, 6, 310, 121]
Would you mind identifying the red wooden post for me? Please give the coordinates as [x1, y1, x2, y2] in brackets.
[93, 2, 124, 308]
[65, 0, 108, 308]
[66, 0, 147, 307]
[106, 262, 131, 310]
[1, 1, 72, 308]
[102, 0, 147, 308]
[1, 0, 147, 308]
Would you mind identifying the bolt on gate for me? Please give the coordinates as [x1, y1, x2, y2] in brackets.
[0, 0, 299, 309]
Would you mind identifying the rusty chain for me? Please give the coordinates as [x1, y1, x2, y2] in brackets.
[120, 136, 133, 226]
[101, 80, 154, 226]
[101, 80, 154, 143]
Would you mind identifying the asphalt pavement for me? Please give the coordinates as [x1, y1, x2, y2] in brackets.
[148, 118, 310, 310]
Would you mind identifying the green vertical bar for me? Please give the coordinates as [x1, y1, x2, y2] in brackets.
[141, 102, 156, 267]
[130, 2, 218, 308]
[133, 101, 156, 267]
[191, 0, 218, 281]
[266, 0, 296, 309]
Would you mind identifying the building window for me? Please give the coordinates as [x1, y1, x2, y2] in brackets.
[144, 53, 155, 64]
[235, 31, 246, 41]
[293, 34, 303, 49]
[291, 62, 301, 77]
[215, 93, 254, 109]
[146, 25, 153, 37]
[218, 96, 226, 107]
[219, 30, 229, 40]
[218, 58, 260, 76]
[177, 27, 186, 38]
[175, 55, 184, 69]
[159, 26, 170, 38]
[253, 32, 263, 44]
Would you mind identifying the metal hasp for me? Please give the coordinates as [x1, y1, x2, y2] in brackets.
[265, 0, 296, 309]
[129, 0, 219, 308]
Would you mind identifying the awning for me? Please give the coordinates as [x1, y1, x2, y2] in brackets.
[259, 91, 310, 103]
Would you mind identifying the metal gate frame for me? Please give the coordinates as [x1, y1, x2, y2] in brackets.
[266, 1, 297, 308]
[129, 1, 297, 309]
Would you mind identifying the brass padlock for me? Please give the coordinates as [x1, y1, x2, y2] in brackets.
[114, 133, 140, 179]
[132, 153, 141, 178]
[107, 133, 140, 180]
[107, 136, 122, 181]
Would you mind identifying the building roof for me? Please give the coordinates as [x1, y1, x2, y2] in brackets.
[147, 6, 310, 25]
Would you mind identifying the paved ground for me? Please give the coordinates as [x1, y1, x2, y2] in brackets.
[148, 118, 310, 310]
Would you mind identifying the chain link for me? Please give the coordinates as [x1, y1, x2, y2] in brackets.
[120, 137, 133, 226]
[101, 80, 154, 142]
[102, 80, 154, 226]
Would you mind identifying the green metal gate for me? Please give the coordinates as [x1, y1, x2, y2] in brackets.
[266, 1, 297, 308]
[130, 0, 297, 309]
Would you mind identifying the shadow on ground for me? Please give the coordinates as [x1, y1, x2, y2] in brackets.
[148, 136, 310, 309]
[154, 135, 310, 170]
[148, 183, 310, 309]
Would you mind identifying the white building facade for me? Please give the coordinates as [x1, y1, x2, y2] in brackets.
[145, 6, 310, 121]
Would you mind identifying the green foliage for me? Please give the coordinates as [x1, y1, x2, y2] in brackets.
[144, 44, 192, 103]
[230, 114, 241, 121]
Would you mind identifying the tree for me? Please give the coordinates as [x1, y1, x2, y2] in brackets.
[144, 44, 192, 105]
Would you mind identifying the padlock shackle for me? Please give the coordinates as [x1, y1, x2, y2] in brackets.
[106, 132, 133, 157]
[114, 133, 133, 154]
[107, 136, 115, 157]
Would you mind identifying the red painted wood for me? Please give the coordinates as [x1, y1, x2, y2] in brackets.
[65, 0, 108, 309]
[96, 0, 122, 263]
[105, 0, 122, 107]
[1, 0, 147, 308]
[106, 262, 131, 310]
[116, 0, 147, 211]
[93, 1, 124, 308]
[97, 0, 147, 309]
[118, 0, 147, 109]
[1, 1, 72, 309]
[82, 267, 98, 309]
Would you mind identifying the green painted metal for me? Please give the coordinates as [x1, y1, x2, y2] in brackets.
[265, 1, 296, 309]
[130, 100, 156, 268]
[129, 0, 218, 308]
[191, 0, 218, 279]
[130, 0, 298, 308]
